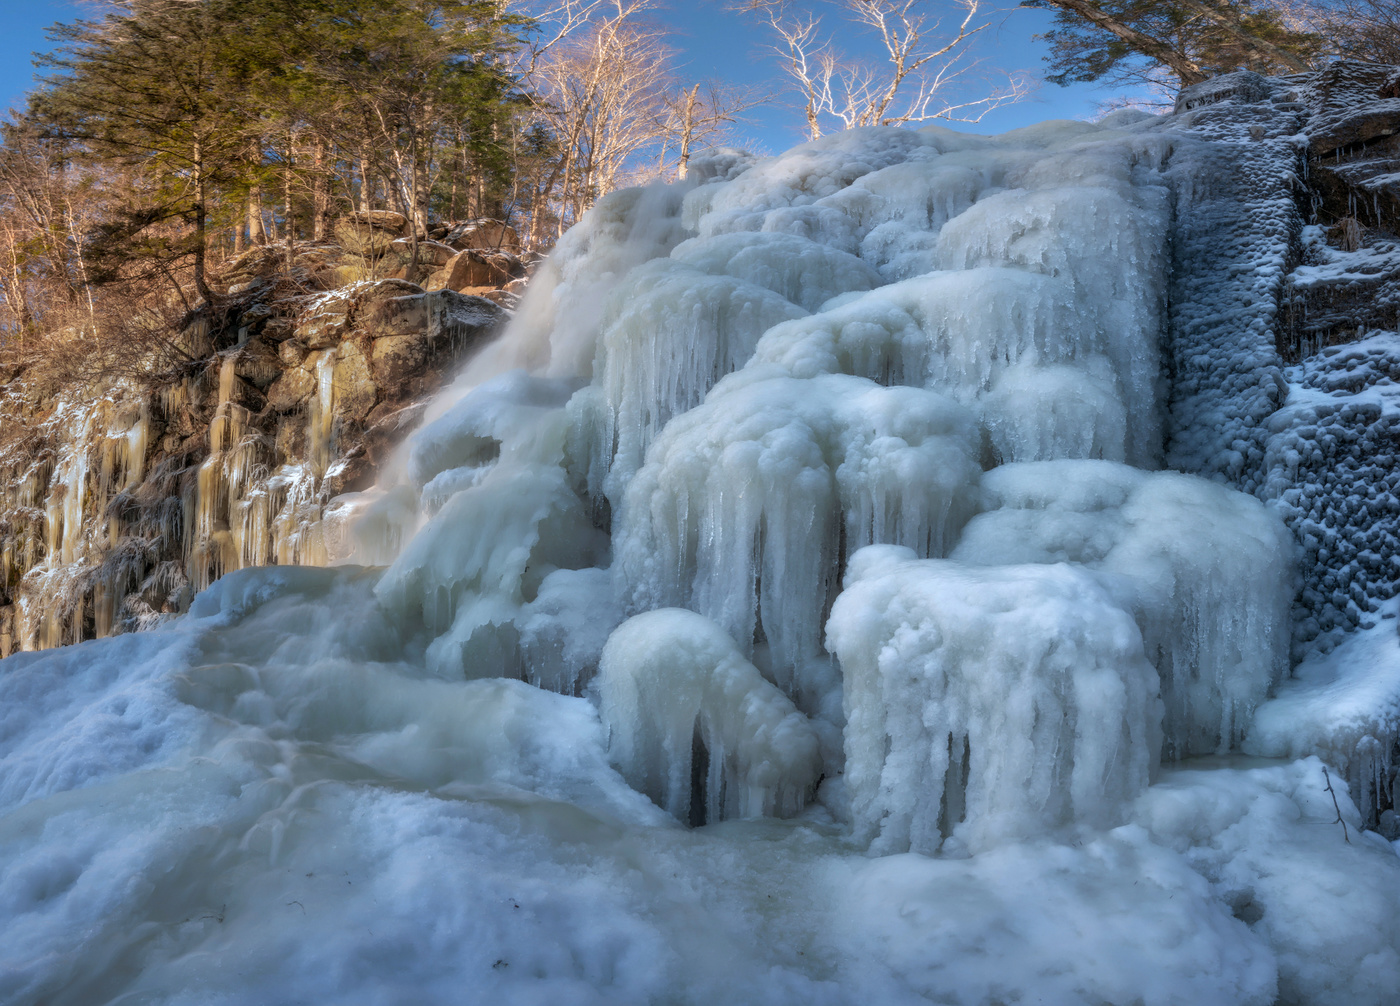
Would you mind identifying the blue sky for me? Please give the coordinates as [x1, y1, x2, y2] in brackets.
[0, 0, 1147, 148]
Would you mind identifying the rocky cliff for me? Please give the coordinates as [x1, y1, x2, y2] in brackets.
[0, 216, 524, 654]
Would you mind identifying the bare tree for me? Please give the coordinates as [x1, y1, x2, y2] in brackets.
[529, 1, 674, 237]
[741, 0, 1031, 139]
[655, 80, 770, 179]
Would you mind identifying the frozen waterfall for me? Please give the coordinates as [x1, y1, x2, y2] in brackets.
[3, 115, 1400, 1006]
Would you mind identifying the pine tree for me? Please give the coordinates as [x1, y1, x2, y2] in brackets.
[1024, 0, 1324, 93]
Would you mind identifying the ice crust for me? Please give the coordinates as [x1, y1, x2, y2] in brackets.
[6, 101, 1400, 1004]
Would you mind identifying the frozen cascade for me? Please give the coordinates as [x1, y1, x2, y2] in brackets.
[598, 608, 822, 824]
[590, 258, 807, 500]
[4, 100, 1400, 1006]
[951, 460, 1297, 757]
[614, 370, 982, 714]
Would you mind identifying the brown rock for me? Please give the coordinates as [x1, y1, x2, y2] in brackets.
[261, 316, 295, 342]
[437, 249, 513, 292]
[444, 219, 520, 253]
[295, 297, 351, 349]
[362, 294, 430, 337]
[333, 342, 377, 423]
[334, 211, 408, 257]
[347, 210, 408, 232]
[266, 368, 315, 412]
[388, 238, 456, 268]
[232, 340, 284, 389]
[278, 340, 308, 367]
[370, 333, 429, 392]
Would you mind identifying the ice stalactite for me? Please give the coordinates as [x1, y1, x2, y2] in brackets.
[828, 546, 1161, 855]
[599, 608, 822, 824]
[951, 461, 1296, 758]
[614, 371, 982, 715]
[590, 259, 807, 500]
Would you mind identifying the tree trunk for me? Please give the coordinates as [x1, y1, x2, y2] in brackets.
[192, 148, 213, 306]
[313, 137, 331, 242]
[283, 133, 296, 271]
[248, 184, 266, 246]
[677, 84, 700, 180]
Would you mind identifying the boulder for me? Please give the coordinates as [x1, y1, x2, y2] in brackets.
[278, 340, 308, 368]
[443, 218, 520, 253]
[370, 333, 430, 392]
[433, 249, 514, 292]
[333, 342, 377, 423]
[266, 368, 316, 412]
[388, 238, 456, 268]
[334, 210, 408, 257]
[1306, 63, 1400, 156]
[296, 305, 350, 349]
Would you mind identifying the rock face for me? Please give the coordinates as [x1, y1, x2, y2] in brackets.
[0, 259, 506, 655]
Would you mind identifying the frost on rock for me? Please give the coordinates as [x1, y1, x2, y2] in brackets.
[598, 609, 821, 824]
[828, 547, 1160, 854]
[615, 371, 982, 713]
[1245, 602, 1400, 823]
[951, 461, 1296, 758]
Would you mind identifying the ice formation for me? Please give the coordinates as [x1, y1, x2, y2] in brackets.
[598, 608, 821, 823]
[614, 370, 982, 713]
[951, 461, 1296, 757]
[6, 88, 1400, 1006]
[829, 546, 1161, 854]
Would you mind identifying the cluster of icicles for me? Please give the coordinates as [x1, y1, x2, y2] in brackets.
[8, 339, 338, 655]
[331, 119, 1297, 852]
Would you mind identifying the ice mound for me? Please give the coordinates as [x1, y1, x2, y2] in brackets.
[750, 266, 1143, 464]
[1245, 604, 1400, 823]
[1132, 758, 1400, 1006]
[615, 371, 982, 713]
[952, 461, 1296, 758]
[828, 547, 1161, 854]
[598, 609, 822, 824]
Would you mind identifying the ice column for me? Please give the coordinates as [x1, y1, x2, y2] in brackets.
[827, 547, 1161, 854]
[951, 460, 1296, 757]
